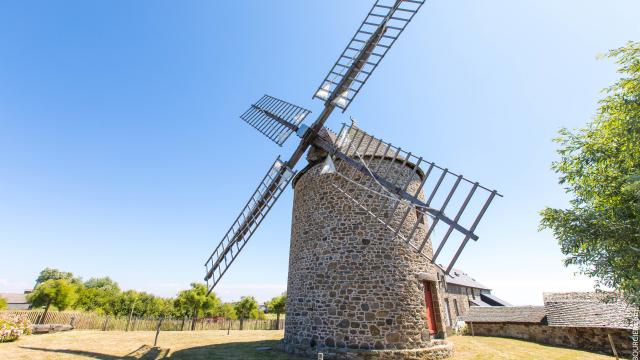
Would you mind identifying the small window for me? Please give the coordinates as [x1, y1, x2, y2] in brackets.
[444, 299, 452, 326]
[453, 299, 460, 317]
[415, 207, 425, 224]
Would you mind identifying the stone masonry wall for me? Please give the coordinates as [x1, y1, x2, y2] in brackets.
[284, 155, 448, 357]
[442, 292, 470, 328]
[470, 322, 634, 357]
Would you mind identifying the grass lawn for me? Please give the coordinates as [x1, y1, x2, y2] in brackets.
[0, 331, 615, 360]
[449, 335, 614, 360]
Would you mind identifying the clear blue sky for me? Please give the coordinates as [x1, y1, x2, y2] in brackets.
[1, 1, 638, 305]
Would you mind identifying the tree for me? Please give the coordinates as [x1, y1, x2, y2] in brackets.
[540, 41, 640, 306]
[84, 277, 120, 292]
[35, 267, 78, 285]
[266, 293, 286, 329]
[0, 296, 7, 310]
[234, 296, 258, 330]
[174, 283, 220, 330]
[219, 303, 237, 320]
[75, 277, 120, 314]
[27, 279, 78, 324]
[109, 290, 138, 317]
[202, 293, 222, 318]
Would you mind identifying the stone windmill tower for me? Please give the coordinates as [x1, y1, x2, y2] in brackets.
[202, 1, 500, 358]
[285, 127, 448, 355]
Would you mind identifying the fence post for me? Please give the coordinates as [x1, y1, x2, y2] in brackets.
[102, 316, 110, 331]
[180, 316, 186, 331]
[154, 317, 164, 347]
[124, 298, 136, 332]
[227, 319, 231, 335]
[125, 313, 132, 332]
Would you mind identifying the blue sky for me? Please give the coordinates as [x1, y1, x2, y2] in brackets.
[1, 0, 638, 305]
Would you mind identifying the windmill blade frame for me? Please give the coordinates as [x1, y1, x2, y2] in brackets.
[313, 0, 425, 111]
[313, 123, 501, 274]
[240, 95, 311, 146]
[203, 157, 295, 293]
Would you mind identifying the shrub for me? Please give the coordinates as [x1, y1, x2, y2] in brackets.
[0, 313, 32, 343]
[453, 322, 470, 336]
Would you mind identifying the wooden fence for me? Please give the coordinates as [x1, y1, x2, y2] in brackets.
[1, 310, 284, 331]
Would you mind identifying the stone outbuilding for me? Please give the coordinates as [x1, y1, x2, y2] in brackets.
[440, 269, 509, 332]
[462, 292, 638, 357]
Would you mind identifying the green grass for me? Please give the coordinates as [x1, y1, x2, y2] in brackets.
[0, 331, 615, 360]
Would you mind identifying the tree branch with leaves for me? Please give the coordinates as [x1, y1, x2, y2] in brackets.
[540, 41, 640, 306]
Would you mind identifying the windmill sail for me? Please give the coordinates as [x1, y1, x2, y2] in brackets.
[240, 95, 311, 146]
[313, 123, 500, 274]
[313, 0, 425, 111]
[201, 0, 500, 293]
[203, 157, 295, 293]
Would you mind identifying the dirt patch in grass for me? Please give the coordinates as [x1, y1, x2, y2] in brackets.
[0, 331, 615, 360]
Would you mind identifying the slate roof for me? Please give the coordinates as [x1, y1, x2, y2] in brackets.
[468, 298, 493, 307]
[461, 292, 637, 330]
[446, 269, 490, 290]
[461, 306, 546, 324]
[543, 292, 636, 330]
[481, 293, 511, 306]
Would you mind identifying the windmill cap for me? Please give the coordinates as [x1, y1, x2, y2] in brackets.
[293, 125, 427, 188]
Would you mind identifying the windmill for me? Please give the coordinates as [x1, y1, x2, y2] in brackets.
[203, 0, 501, 356]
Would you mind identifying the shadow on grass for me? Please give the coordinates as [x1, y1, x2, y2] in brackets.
[20, 340, 305, 360]
[19, 345, 168, 360]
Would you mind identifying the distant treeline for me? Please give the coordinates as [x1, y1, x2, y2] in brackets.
[12, 267, 285, 327]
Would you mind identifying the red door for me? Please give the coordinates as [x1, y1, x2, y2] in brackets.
[423, 281, 437, 335]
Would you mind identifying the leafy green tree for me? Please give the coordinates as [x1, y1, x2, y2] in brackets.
[234, 296, 258, 330]
[0, 296, 7, 310]
[136, 292, 162, 317]
[110, 290, 139, 317]
[35, 267, 79, 285]
[84, 277, 120, 292]
[254, 309, 267, 320]
[266, 293, 286, 329]
[174, 283, 220, 329]
[540, 41, 640, 306]
[27, 279, 78, 324]
[136, 295, 172, 318]
[219, 303, 237, 320]
[75, 277, 121, 314]
[202, 293, 222, 318]
[158, 297, 176, 317]
[75, 286, 106, 314]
